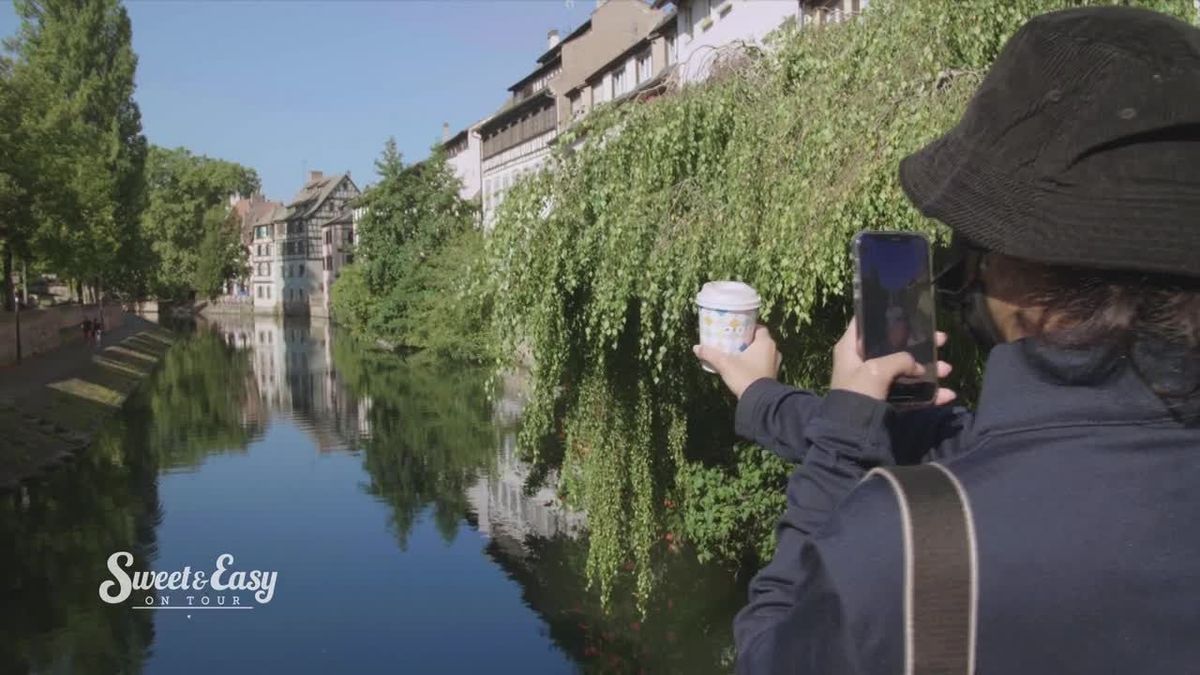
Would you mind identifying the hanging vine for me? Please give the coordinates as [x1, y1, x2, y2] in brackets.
[484, 0, 1196, 609]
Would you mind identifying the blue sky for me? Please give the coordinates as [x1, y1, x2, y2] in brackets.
[0, 0, 595, 200]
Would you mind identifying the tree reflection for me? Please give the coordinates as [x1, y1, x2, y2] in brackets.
[142, 328, 260, 469]
[0, 417, 159, 674]
[0, 327, 259, 674]
[0, 318, 747, 674]
[331, 339, 497, 548]
[484, 531, 745, 674]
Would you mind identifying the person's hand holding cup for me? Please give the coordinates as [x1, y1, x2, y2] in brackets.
[692, 281, 780, 398]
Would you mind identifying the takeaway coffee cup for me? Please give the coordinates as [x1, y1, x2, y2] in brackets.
[695, 281, 761, 373]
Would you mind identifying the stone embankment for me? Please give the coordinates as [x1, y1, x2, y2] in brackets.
[0, 313, 174, 491]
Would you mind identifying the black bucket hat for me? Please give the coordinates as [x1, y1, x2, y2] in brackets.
[899, 6, 1200, 279]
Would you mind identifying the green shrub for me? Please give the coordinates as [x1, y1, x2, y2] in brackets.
[676, 444, 790, 566]
[486, 0, 1195, 608]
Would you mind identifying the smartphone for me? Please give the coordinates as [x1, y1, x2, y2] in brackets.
[851, 231, 938, 407]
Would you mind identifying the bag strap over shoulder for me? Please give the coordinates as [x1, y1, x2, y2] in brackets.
[865, 464, 978, 675]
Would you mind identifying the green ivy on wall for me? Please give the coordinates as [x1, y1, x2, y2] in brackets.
[486, 0, 1196, 609]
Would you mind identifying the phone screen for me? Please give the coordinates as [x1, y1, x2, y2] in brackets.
[854, 232, 937, 404]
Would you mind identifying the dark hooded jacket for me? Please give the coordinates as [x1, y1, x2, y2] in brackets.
[733, 338, 1200, 674]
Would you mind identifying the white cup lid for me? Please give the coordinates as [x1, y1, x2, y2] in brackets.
[696, 281, 761, 311]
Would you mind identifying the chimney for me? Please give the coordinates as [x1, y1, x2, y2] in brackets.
[442, 122, 451, 142]
[547, 29, 560, 49]
[309, 170, 323, 183]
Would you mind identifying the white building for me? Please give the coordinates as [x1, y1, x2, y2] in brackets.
[480, 0, 666, 228]
[660, 0, 867, 83]
[250, 171, 361, 316]
[440, 122, 485, 203]
[565, 10, 679, 123]
[250, 204, 287, 314]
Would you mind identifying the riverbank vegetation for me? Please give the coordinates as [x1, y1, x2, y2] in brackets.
[0, 0, 146, 306]
[0, 0, 260, 307]
[331, 139, 491, 360]
[141, 146, 260, 301]
[483, 0, 1196, 608]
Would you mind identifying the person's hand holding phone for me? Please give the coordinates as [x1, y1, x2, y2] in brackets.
[831, 318, 957, 405]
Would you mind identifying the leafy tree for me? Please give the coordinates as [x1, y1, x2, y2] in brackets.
[5, 0, 148, 299]
[487, 0, 1198, 606]
[140, 145, 258, 299]
[332, 137, 482, 355]
[330, 336, 496, 548]
[193, 207, 247, 300]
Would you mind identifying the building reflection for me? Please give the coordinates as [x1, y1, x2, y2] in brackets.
[467, 367, 585, 551]
[209, 314, 372, 453]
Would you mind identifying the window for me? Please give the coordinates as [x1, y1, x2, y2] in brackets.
[613, 68, 627, 97]
[298, 264, 304, 277]
[325, 230, 332, 244]
[681, 4, 692, 37]
[346, 253, 354, 265]
[345, 230, 353, 244]
[637, 52, 652, 83]
[257, 286, 263, 298]
[591, 80, 605, 105]
[324, 255, 332, 271]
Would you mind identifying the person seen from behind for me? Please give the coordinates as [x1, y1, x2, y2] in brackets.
[694, 7, 1200, 674]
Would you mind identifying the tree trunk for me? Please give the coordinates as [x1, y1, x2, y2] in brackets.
[3, 243, 13, 312]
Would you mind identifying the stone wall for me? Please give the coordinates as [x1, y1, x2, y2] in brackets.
[0, 304, 125, 366]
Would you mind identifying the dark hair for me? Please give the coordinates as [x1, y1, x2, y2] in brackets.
[1030, 268, 1200, 349]
[1026, 265, 1200, 411]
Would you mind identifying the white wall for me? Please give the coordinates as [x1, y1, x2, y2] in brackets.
[674, 0, 799, 83]
[251, 231, 279, 313]
[448, 131, 482, 202]
[481, 130, 557, 230]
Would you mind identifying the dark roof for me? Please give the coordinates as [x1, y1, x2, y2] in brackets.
[649, 8, 678, 35]
[324, 210, 353, 227]
[480, 90, 555, 134]
[559, 63, 678, 140]
[440, 127, 469, 150]
[535, 19, 591, 64]
[566, 9, 675, 96]
[287, 173, 359, 218]
[631, 62, 677, 97]
[583, 37, 653, 89]
[508, 55, 562, 93]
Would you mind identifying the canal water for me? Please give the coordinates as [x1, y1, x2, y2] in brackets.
[0, 316, 746, 674]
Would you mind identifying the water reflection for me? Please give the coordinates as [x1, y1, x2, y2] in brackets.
[0, 315, 743, 674]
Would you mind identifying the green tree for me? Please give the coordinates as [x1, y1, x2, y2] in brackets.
[5, 0, 148, 299]
[332, 137, 482, 355]
[140, 145, 258, 299]
[193, 207, 247, 300]
[487, 0, 1197, 606]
